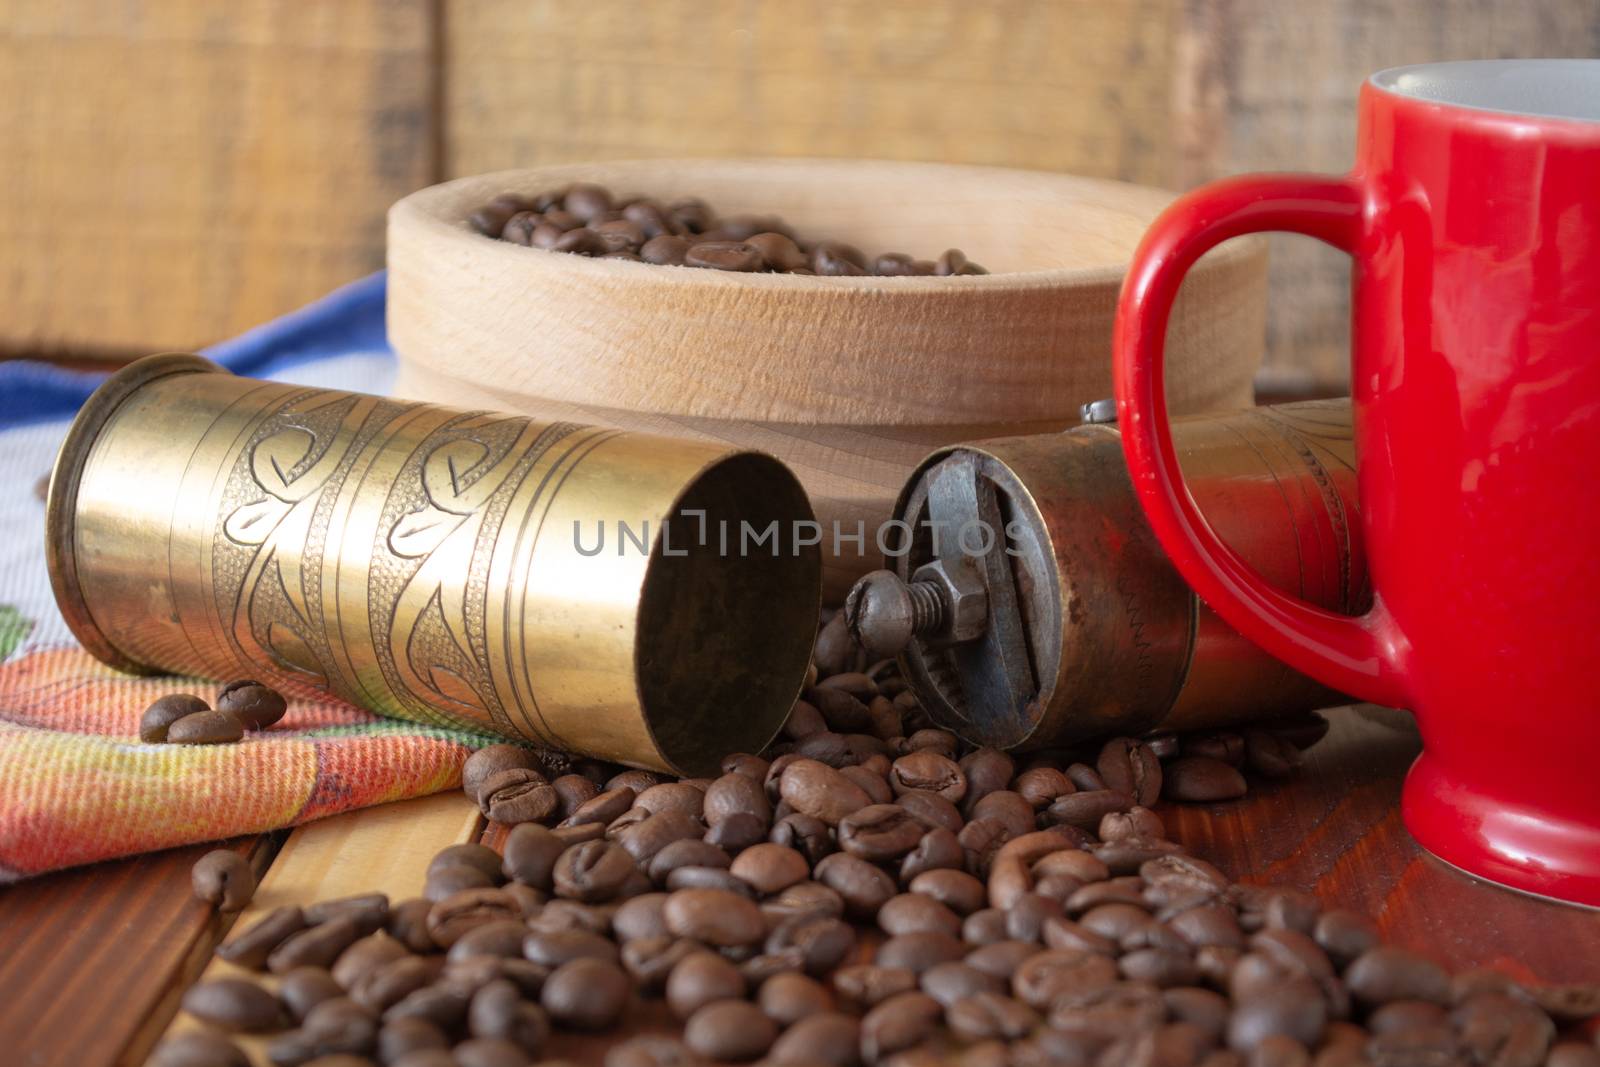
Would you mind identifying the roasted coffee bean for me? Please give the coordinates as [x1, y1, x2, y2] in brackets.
[889, 751, 967, 803]
[838, 804, 925, 862]
[746, 232, 808, 272]
[551, 839, 635, 902]
[920, 961, 1004, 1007]
[609, 892, 670, 943]
[684, 998, 777, 1061]
[270, 917, 364, 974]
[809, 242, 868, 276]
[770, 812, 835, 867]
[813, 852, 897, 920]
[767, 914, 856, 975]
[1044, 789, 1136, 831]
[478, 768, 559, 824]
[1227, 978, 1327, 1051]
[465, 979, 549, 1056]
[305, 893, 390, 935]
[665, 865, 752, 896]
[969, 791, 1034, 840]
[377, 1017, 450, 1063]
[616, 810, 703, 865]
[1312, 909, 1379, 965]
[1547, 1043, 1600, 1067]
[427, 843, 503, 886]
[1099, 805, 1165, 843]
[169, 708, 246, 745]
[193, 849, 256, 912]
[548, 773, 600, 820]
[1011, 949, 1119, 1009]
[423, 889, 521, 950]
[142, 694, 211, 742]
[1164, 756, 1249, 802]
[619, 935, 699, 992]
[703, 770, 771, 825]
[936, 248, 987, 275]
[452, 1036, 531, 1067]
[945, 991, 1038, 1042]
[662, 887, 765, 947]
[383, 984, 471, 1031]
[381, 899, 436, 955]
[759, 970, 832, 1026]
[878, 893, 963, 939]
[1345, 946, 1451, 1006]
[331, 934, 409, 990]
[648, 839, 731, 884]
[730, 842, 810, 893]
[352, 956, 435, 1013]
[425, 863, 496, 902]
[1096, 738, 1163, 806]
[279, 966, 345, 1022]
[149, 1031, 252, 1067]
[909, 868, 986, 916]
[683, 241, 763, 272]
[860, 991, 942, 1062]
[182, 977, 287, 1032]
[832, 963, 918, 1009]
[560, 182, 612, 221]
[666, 950, 746, 1019]
[446, 920, 531, 965]
[1013, 767, 1074, 809]
[541, 957, 630, 1030]
[218, 905, 306, 969]
[462, 745, 543, 801]
[807, 686, 875, 734]
[522, 927, 619, 968]
[899, 827, 964, 884]
[779, 758, 872, 825]
[216, 679, 288, 729]
[874, 931, 967, 974]
[1244, 731, 1304, 779]
[703, 810, 767, 852]
[761, 881, 846, 926]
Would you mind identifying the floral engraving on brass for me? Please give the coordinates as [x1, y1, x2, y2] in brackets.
[213, 386, 589, 735]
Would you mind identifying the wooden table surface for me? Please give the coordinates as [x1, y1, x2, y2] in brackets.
[1, 706, 1595, 1067]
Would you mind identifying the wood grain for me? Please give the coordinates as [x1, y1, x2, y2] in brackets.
[4, 711, 1599, 1067]
[1170, 0, 1600, 385]
[0, 1, 437, 356]
[442, 0, 1180, 186]
[154, 793, 482, 1066]
[0, 836, 276, 1067]
[1168, 707, 1600, 984]
[387, 159, 1267, 598]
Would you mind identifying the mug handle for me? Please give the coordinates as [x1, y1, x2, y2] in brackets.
[1113, 173, 1412, 710]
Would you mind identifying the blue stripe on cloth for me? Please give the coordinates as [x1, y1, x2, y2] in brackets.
[0, 272, 391, 430]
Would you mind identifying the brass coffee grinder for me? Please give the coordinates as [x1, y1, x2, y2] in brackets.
[845, 398, 1364, 750]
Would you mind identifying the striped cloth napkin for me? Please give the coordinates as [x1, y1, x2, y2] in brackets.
[0, 274, 491, 881]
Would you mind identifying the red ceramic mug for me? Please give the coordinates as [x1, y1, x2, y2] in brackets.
[1114, 60, 1600, 906]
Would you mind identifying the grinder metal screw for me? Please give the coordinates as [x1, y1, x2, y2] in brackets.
[845, 564, 989, 659]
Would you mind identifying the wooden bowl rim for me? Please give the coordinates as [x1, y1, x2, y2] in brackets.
[390, 158, 1260, 293]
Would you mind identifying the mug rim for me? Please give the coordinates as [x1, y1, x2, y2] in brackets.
[1370, 59, 1600, 126]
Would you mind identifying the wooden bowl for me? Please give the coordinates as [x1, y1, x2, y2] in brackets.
[388, 160, 1268, 601]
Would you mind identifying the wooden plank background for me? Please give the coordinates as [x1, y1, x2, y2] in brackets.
[0, 1, 437, 359]
[2, 0, 1597, 383]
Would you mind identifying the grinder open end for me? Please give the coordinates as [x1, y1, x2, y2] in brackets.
[846, 398, 1366, 751]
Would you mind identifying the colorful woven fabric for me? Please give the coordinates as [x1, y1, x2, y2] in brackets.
[0, 274, 492, 881]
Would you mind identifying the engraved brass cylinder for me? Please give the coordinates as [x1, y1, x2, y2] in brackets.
[46, 354, 822, 775]
[890, 399, 1364, 749]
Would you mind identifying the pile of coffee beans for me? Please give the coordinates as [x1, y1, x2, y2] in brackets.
[156, 617, 1600, 1067]
[469, 183, 988, 277]
[141, 680, 288, 745]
